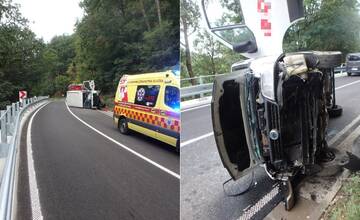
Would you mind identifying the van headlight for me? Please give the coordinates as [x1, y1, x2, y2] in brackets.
[250, 56, 277, 101]
[260, 70, 275, 101]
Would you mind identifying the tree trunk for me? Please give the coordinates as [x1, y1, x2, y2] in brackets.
[155, 0, 162, 25]
[139, 0, 151, 31]
[210, 54, 216, 75]
[181, 17, 196, 85]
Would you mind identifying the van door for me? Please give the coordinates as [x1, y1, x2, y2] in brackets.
[130, 84, 161, 139]
[211, 70, 260, 180]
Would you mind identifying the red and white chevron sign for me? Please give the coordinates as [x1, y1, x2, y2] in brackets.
[19, 90, 27, 101]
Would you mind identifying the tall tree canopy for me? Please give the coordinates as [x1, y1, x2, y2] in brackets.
[283, 0, 360, 57]
[75, 0, 179, 93]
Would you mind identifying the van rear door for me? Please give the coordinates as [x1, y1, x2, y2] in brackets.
[211, 71, 260, 180]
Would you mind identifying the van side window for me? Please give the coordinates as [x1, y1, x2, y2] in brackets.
[134, 85, 160, 107]
[348, 55, 360, 61]
[165, 86, 180, 110]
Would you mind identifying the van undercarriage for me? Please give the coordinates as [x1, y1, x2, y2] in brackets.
[212, 52, 342, 210]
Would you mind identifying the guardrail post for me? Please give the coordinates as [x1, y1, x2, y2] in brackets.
[11, 103, 15, 123]
[0, 111, 6, 144]
[199, 76, 204, 98]
[14, 102, 18, 117]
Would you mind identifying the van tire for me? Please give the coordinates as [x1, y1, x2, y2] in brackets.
[314, 51, 342, 68]
[348, 72, 352, 76]
[328, 105, 343, 118]
[119, 118, 129, 134]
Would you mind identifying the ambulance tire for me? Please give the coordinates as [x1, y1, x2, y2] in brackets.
[175, 139, 180, 153]
[119, 118, 130, 134]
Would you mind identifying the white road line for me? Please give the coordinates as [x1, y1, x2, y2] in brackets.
[180, 132, 214, 147]
[27, 103, 49, 220]
[65, 102, 180, 179]
[181, 104, 211, 113]
[335, 79, 360, 90]
[328, 114, 360, 146]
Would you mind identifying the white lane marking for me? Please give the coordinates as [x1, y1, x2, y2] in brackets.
[181, 104, 211, 113]
[328, 114, 360, 146]
[65, 102, 180, 179]
[180, 132, 214, 147]
[335, 79, 360, 90]
[27, 102, 49, 220]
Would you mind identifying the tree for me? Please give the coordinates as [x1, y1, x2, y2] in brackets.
[155, 0, 162, 25]
[284, 0, 360, 58]
[194, 30, 221, 75]
[180, 0, 200, 85]
[75, 0, 179, 93]
[139, 0, 151, 31]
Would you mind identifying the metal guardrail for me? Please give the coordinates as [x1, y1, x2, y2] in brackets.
[0, 96, 48, 220]
[180, 74, 225, 99]
[181, 83, 213, 99]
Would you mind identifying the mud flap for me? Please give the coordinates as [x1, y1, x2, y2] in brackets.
[283, 180, 295, 211]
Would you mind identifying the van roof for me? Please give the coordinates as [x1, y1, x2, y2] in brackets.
[122, 70, 179, 81]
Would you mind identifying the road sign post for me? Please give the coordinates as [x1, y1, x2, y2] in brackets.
[19, 91, 27, 107]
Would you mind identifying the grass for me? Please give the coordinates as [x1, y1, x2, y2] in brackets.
[323, 173, 360, 220]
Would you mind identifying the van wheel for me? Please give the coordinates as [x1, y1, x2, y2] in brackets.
[348, 72, 352, 76]
[119, 118, 129, 134]
[314, 51, 342, 68]
[328, 105, 343, 118]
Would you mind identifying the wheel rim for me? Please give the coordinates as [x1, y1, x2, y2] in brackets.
[120, 122, 125, 132]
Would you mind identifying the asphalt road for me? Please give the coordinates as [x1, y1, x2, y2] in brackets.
[180, 75, 360, 220]
[17, 101, 179, 220]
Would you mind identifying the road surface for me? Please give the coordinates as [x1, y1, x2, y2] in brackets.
[180, 75, 360, 220]
[17, 101, 179, 220]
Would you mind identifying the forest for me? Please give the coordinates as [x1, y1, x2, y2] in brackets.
[0, 0, 179, 108]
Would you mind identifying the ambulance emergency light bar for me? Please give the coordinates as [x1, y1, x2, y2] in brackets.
[201, 0, 304, 58]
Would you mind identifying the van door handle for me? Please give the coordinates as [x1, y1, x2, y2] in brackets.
[151, 109, 156, 113]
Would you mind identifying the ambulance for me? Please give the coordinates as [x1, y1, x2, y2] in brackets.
[113, 70, 180, 150]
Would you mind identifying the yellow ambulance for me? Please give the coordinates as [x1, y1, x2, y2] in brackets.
[113, 70, 180, 150]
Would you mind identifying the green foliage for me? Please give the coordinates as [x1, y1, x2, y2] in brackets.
[327, 173, 360, 220]
[54, 75, 71, 96]
[75, 0, 179, 93]
[0, 2, 46, 108]
[284, 0, 360, 58]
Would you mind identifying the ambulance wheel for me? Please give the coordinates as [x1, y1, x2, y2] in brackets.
[175, 139, 180, 153]
[119, 118, 129, 134]
[328, 105, 343, 118]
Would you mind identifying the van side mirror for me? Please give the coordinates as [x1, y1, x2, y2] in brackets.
[201, 0, 257, 54]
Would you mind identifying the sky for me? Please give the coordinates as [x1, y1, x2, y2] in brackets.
[13, 0, 84, 42]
